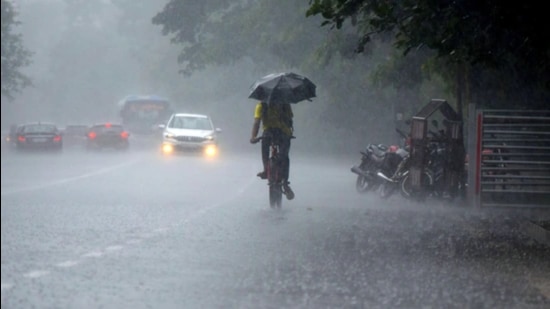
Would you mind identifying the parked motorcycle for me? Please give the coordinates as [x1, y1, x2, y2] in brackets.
[350, 143, 393, 193]
[376, 147, 415, 198]
[375, 128, 435, 199]
[394, 131, 464, 198]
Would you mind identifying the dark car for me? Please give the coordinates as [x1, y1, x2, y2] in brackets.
[86, 123, 130, 151]
[62, 124, 89, 148]
[15, 122, 63, 152]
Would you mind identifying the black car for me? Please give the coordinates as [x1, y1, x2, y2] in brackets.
[86, 123, 130, 151]
[15, 122, 63, 152]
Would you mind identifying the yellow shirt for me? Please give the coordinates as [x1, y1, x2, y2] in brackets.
[254, 102, 293, 136]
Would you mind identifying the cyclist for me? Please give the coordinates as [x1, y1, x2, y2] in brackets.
[250, 101, 295, 200]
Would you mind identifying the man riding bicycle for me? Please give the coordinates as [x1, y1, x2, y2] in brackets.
[250, 101, 295, 200]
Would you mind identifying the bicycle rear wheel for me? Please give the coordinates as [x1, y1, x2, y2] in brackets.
[268, 158, 282, 208]
[269, 184, 282, 208]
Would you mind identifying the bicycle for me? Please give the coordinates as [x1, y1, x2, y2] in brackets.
[254, 131, 295, 208]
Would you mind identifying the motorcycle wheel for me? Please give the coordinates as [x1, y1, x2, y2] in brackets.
[379, 182, 396, 199]
[355, 175, 374, 193]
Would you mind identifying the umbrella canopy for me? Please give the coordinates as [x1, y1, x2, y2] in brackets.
[248, 72, 316, 104]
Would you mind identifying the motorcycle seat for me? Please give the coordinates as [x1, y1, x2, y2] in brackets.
[369, 153, 386, 163]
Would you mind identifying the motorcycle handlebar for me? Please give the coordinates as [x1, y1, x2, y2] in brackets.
[395, 128, 408, 139]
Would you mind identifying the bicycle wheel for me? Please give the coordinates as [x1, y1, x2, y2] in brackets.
[400, 171, 433, 199]
[268, 158, 282, 208]
[269, 184, 282, 208]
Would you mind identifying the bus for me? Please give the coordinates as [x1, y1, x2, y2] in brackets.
[117, 95, 173, 134]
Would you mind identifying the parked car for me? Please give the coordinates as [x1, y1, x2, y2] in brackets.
[159, 113, 221, 157]
[14, 122, 63, 152]
[86, 123, 130, 151]
[61, 124, 89, 148]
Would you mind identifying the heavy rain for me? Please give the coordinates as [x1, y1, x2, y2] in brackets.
[1, 0, 549, 308]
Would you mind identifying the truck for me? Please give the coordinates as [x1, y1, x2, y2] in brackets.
[117, 95, 173, 134]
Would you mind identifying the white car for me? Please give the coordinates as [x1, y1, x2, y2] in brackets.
[159, 113, 221, 157]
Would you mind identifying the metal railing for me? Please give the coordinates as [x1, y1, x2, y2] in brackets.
[467, 106, 550, 208]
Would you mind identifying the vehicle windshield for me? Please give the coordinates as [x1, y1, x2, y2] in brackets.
[168, 116, 212, 130]
[21, 124, 57, 134]
[90, 125, 124, 134]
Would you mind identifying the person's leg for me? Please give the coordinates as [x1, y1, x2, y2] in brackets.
[279, 136, 291, 182]
[257, 133, 270, 179]
[279, 135, 294, 200]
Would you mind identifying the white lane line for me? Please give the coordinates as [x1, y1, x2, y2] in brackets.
[4, 172, 256, 285]
[56, 260, 79, 268]
[140, 233, 155, 239]
[22, 270, 50, 278]
[81, 251, 103, 258]
[153, 227, 169, 234]
[181, 176, 257, 224]
[1, 283, 13, 291]
[105, 245, 123, 252]
[1, 158, 143, 196]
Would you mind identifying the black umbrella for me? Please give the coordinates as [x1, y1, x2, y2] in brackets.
[248, 72, 316, 104]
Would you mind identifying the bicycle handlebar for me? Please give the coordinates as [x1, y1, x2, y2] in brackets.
[253, 135, 296, 142]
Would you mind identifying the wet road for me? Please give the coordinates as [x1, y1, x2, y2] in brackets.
[1, 144, 549, 308]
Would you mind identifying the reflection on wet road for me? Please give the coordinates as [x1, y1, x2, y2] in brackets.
[1, 147, 549, 308]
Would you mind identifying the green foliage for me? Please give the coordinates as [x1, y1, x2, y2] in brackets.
[152, 0, 326, 76]
[306, 0, 549, 109]
[1, 0, 32, 101]
[150, 0, 444, 151]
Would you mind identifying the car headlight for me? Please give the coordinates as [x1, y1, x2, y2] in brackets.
[204, 144, 217, 157]
[205, 135, 214, 141]
[164, 133, 175, 139]
[162, 143, 174, 154]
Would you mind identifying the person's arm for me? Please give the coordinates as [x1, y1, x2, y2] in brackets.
[250, 102, 263, 144]
[250, 118, 261, 144]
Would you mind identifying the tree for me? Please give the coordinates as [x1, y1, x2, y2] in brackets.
[150, 0, 440, 150]
[1, 0, 32, 101]
[306, 0, 550, 110]
[151, 0, 328, 76]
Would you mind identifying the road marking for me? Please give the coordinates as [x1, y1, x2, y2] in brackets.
[105, 245, 123, 252]
[1, 158, 143, 196]
[23, 270, 50, 278]
[81, 251, 103, 258]
[0, 283, 13, 291]
[181, 176, 257, 224]
[56, 260, 79, 268]
[140, 233, 155, 239]
[2, 171, 256, 287]
[1, 282, 12, 305]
